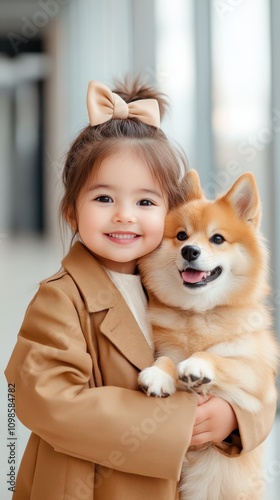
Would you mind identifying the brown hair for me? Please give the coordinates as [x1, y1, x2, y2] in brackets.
[60, 77, 189, 238]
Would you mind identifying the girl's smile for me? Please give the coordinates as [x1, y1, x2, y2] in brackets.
[106, 232, 140, 243]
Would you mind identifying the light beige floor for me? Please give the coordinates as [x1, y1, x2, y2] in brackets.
[1, 236, 279, 499]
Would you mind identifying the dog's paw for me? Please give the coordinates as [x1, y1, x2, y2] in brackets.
[138, 366, 176, 397]
[177, 357, 213, 390]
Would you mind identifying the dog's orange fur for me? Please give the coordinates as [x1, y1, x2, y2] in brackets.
[138, 170, 279, 500]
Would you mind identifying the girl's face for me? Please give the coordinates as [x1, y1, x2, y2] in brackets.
[75, 148, 168, 273]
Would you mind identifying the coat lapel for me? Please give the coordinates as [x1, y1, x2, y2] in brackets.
[62, 242, 154, 371]
[100, 298, 154, 371]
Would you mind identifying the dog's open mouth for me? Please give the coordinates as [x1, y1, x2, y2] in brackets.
[180, 266, 222, 287]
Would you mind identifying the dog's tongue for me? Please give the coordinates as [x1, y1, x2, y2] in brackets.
[182, 269, 207, 284]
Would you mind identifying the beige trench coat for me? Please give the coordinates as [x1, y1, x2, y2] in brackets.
[5, 242, 276, 500]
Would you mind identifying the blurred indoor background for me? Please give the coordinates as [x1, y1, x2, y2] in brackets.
[0, 0, 280, 498]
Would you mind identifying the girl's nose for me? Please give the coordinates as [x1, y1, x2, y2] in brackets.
[112, 206, 137, 224]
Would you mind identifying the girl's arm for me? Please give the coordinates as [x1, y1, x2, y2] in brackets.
[5, 282, 197, 481]
[190, 395, 237, 446]
[190, 394, 277, 455]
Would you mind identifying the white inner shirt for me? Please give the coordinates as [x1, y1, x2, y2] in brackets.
[105, 269, 153, 351]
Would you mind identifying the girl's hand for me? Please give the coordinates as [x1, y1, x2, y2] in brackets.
[190, 395, 238, 447]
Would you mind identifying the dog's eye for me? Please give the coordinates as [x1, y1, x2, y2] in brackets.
[210, 234, 225, 245]
[177, 231, 188, 241]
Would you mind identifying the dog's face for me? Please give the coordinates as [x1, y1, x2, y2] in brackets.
[139, 170, 267, 312]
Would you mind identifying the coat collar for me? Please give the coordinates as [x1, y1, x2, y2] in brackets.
[62, 242, 154, 370]
[62, 242, 120, 312]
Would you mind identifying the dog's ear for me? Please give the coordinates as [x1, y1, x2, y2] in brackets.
[221, 172, 261, 228]
[181, 169, 204, 201]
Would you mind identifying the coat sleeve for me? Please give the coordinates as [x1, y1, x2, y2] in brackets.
[228, 400, 277, 455]
[5, 282, 197, 481]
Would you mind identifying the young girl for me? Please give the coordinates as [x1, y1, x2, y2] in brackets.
[5, 79, 276, 500]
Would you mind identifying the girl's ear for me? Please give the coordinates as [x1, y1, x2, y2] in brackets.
[221, 172, 261, 228]
[64, 206, 78, 231]
[181, 169, 204, 201]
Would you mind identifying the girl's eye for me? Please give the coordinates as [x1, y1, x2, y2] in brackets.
[210, 234, 225, 245]
[95, 195, 113, 203]
[177, 231, 188, 241]
[137, 199, 154, 206]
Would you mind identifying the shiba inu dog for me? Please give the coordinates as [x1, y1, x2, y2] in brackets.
[138, 170, 278, 500]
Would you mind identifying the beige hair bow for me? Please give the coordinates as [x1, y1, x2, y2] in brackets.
[87, 80, 160, 128]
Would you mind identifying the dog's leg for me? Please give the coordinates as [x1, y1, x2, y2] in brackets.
[138, 356, 177, 397]
[177, 351, 276, 410]
[177, 356, 213, 394]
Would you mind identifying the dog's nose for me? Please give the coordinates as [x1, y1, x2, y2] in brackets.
[181, 245, 201, 262]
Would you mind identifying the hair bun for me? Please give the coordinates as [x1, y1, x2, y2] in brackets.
[112, 76, 168, 121]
